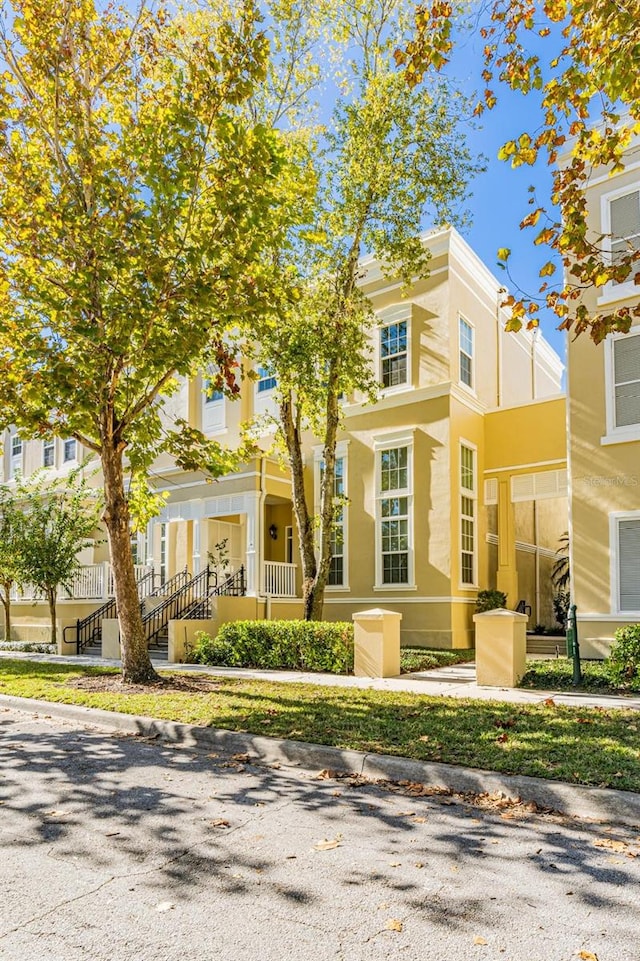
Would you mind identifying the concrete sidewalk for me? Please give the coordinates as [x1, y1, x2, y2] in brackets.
[1, 649, 639, 711]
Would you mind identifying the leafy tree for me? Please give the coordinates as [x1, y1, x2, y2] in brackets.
[239, 0, 482, 619]
[0, 485, 27, 641]
[551, 530, 570, 591]
[18, 468, 102, 650]
[0, 1, 299, 680]
[396, 1, 640, 342]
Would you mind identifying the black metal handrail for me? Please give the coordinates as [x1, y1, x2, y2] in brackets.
[64, 567, 157, 655]
[143, 565, 214, 649]
[151, 567, 189, 598]
[180, 567, 246, 620]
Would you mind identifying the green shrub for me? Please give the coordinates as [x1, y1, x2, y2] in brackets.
[475, 589, 507, 613]
[553, 591, 570, 631]
[192, 619, 354, 674]
[607, 624, 640, 691]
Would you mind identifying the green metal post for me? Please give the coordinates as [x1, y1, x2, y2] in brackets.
[571, 604, 582, 686]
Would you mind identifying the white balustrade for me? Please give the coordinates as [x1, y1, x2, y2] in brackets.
[9, 562, 155, 603]
[263, 560, 297, 597]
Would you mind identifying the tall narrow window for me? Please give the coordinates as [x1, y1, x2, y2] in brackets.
[63, 438, 77, 463]
[43, 438, 55, 468]
[9, 435, 22, 478]
[380, 320, 407, 388]
[328, 457, 345, 586]
[610, 190, 640, 278]
[459, 317, 474, 389]
[612, 333, 640, 428]
[460, 444, 476, 585]
[378, 445, 411, 585]
[159, 523, 168, 585]
[285, 525, 294, 565]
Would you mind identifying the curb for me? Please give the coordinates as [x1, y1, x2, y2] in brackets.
[3, 693, 639, 829]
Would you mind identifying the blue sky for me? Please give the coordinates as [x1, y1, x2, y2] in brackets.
[441, 22, 566, 364]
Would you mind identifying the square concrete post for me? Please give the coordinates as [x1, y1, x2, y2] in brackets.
[473, 608, 528, 687]
[101, 619, 121, 659]
[352, 608, 402, 678]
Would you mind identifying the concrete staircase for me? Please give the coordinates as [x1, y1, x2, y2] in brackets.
[526, 633, 566, 657]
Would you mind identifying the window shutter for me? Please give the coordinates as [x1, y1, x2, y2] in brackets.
[619, 518, 640, 611]
[611, 191, 640, 242]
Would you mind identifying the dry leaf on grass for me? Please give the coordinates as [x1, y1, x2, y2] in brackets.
[385, 919, 403, 932]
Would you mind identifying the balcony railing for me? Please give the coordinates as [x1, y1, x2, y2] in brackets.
[263, 560, 297, 597]
[10, 563, 154, 602]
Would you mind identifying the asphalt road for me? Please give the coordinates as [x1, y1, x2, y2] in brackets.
[0, 706, 638, 961]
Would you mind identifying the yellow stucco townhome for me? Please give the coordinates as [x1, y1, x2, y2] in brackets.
[565, 137, 640, 657]
[2, 227, 569, 653]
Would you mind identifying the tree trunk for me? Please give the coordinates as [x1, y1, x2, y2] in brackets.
[47, 588, 57, 650]
[0, 585, 11, 642]
[280, 394, 319, 620]
[101, 440, 158, 683]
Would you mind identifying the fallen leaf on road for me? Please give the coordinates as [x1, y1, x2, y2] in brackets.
[395, 811, 415, 817]
[594, 838, 627, 852]
[577, 952, 598, 961]
[210, 819, 230, 828]
[412, 816, 427, 823]
[155, 902, 174, 913]
[473, 935, 488, 945]
[313, 835, 342, 851]
[389, 862, 401, 867]
[385, 919, 403, 932]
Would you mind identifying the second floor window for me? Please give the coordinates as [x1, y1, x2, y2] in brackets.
[10, 435, 22, 478]
[63, 438, 77, 463]
[612, 332, 640, 429]
[459, 317, 474, 389]
[380, 320, 407, 389]
[257, 365, 277, 393]
[609, 189, 640, 280]
[43, 438, 55, 468]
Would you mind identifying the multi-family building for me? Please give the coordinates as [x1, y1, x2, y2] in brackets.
[2, 227, 568, 654]
[565, 137, 640, 656]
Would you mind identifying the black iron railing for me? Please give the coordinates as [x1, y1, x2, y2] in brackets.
[181, 567, 246, 620]
[64, 567, 158, 655]
[143, 566, 214, 649]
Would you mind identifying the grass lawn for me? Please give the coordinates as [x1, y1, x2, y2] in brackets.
[399, 647, 475, 673]
[1, 658, 639, 792]
[521, 658, 639, 695]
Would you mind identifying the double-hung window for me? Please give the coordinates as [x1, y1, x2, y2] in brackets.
[202, 376, 225, 433]
[459, 317, 474, 389]
[377, 443, 412, 586]
[9, 435, 22, 479]
[315, 446, 348, 588]
[43, 438, 55, 468]
[257, 365, 277, 393]
[63, 438, 77, 464]
[380, 320, 408, 389]
[460, 443, 476, 586]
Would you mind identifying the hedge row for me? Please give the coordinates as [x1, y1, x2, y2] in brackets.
[192, 619, 354, 674]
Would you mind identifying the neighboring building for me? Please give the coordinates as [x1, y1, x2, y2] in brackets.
[565, 137, 640, 657]
[2, 227, 567, 651]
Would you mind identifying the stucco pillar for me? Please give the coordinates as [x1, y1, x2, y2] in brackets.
[474, 608, 528, 687]
[496, 477, 518, 606]
[352, 608, 402, 678]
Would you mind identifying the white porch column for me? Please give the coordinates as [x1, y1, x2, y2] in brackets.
[192, 518, 201, 574]
[244, 492, 263, 596]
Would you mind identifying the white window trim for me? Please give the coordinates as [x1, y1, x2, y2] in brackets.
[374, 437, 415, 589]
[458, 438, 478, 590]
[598, 183, 640, 306]
[458, 315, 476, 396]
[202, 374, 226, 435]
[43, 438, 56, 470]
[313, 441, 349, 590]
[376, 304, 412, 396]
[609, 510, 640, 616]
[9, 433, 23, 480]
[602, 330, 640, 445]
